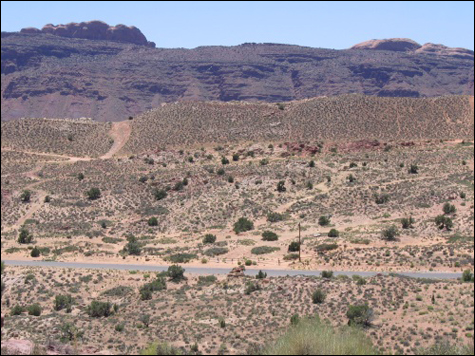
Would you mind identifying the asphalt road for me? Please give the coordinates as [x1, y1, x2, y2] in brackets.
[2, 260, 463, 279]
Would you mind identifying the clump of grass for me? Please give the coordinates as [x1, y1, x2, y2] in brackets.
[262, 317, 378, 355]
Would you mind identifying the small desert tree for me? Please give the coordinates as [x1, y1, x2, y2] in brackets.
[234, 218, 254, 234]
[347, 304, 374, 327]
[18, 228, 33, 244]
[86, 188, 101, 200]
[381, 226, 400, 242]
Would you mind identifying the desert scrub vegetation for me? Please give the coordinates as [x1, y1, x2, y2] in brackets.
[1, 118, 113, 157]
[122, 96, 474, 153]
[1, 266, 474, 355]
[262, 316, 378, 355]
[251, 246, 281, 255]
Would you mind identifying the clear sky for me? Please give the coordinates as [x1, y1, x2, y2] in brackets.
[1, 1, 474, 50]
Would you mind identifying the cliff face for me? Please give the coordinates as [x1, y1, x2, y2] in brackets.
[1, 29, 473, 122]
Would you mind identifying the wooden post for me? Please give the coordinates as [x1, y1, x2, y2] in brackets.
[298, 223, 302, 263]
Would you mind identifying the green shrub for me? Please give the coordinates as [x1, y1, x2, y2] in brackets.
[321, 271, 334, 279]
[288, 242, 301, 252]
[328, 229, 340, 238]
[245, 282, 261, 295]
[234, 218, 254, 234]
[140, 287, 153, 301]
[352, 275, 367, 286]
[203, 234, 217, 244]
[125, 241, 142, 256]
[267, 212, 284, 223]
[277, 181, 286, 192]
[316, 244, 338, 252]
[30, 247, 41, 258]
[409, 164, 419, 174]
[284, 253, 300, 261]
[318, 216, 331, 226]
[443, 203, 457, 215]
[204, 247, 229, 257]
[375, 194, 390, 205]
[252, 246, 280, 255]
[347, 304, 374, 327]
[11, 305, 24, 316]
[140, 277, 167, 300]
[168, 265, 186, 282]
[401, 216, 415, 229]
[148, 217, 159, 226]
[54, 294, 74, 312]
[256, 270, 268, 279]
[381, 225, 400, 241]
[312, 289, 326, 304]
[20, 190, 31, 203]
[167, 253, 197, 264]
[262, 231, 279, 241]
[27, 303, 42, 316]
[154, 189, 167, 201]
[87, 301, 113, 318]
[290, 314, 300, 326]
[462, 270, 474, 283]
[86, 188, 101, 200]
[18, 229, 33, 244]
[435, 215, 454, 231]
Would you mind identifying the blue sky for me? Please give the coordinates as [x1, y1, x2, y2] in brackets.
[1, 1, 474, 50]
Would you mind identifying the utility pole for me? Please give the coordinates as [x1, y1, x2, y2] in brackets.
[298, 222, 302, 263]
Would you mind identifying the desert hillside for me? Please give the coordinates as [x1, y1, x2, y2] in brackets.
[124, 95, 474, 153]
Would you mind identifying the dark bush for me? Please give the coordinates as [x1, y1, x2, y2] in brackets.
[262, 231, 279, 241]
[328, 229, 340, 238]
[87, 301, 113, 318]
[318, 216, 331, 226]
[86, 188, 101, 200]
[203, 234, 217, 244]
[347, 304, 374, 327]
[234, 218, 254, 234]
[381, 226, 400, 241]
[312, 289, 326, 304]
[321, 271, 334, 279]
[168, 265, 186, 282]
[288, 242, 301, 252]
[267, 212, 284, 223]
[54, 295, 74, 312]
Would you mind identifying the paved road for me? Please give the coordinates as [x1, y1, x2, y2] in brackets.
[3, 260, 463, 280]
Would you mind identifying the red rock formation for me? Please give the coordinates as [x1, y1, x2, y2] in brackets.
[351, 38, 422, 51]
[416, 43, 474, 59]
[21, 21, 155, 47]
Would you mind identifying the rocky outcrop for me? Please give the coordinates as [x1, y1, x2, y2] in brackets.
[20, 21, 155, 47]
[351, 38, 474, 60]
[351, 38, 422, 51]
[416, 43, 474, 59]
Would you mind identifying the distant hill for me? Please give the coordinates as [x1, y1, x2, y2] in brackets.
[123, 95, 474, 152]
[1, 23, 474, 122]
